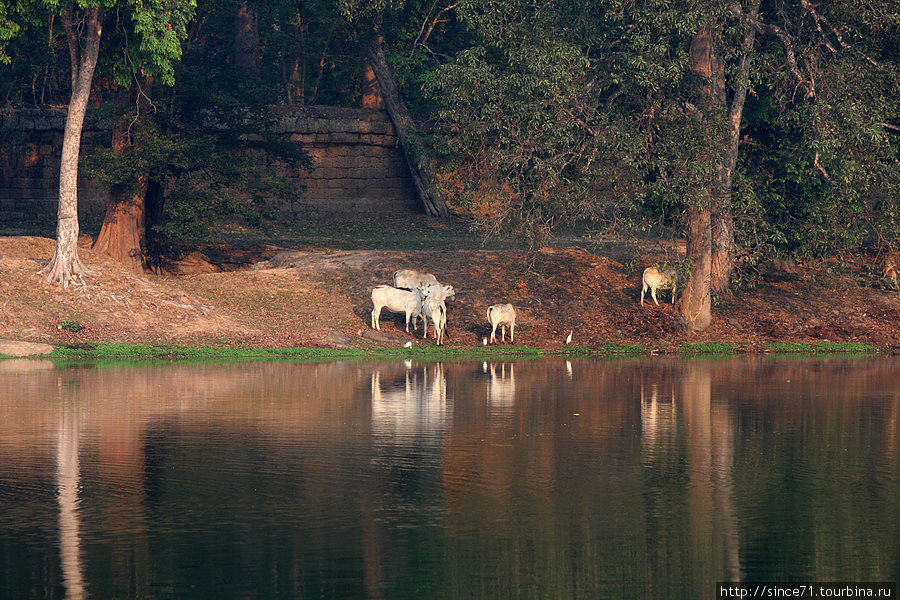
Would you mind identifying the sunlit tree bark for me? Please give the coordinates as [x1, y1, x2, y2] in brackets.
[40, 7, 102, 289]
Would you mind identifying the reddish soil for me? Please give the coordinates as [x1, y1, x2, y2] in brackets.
[1, 236, 897, 350]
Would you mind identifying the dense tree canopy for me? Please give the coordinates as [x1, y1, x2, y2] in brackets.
[0, 0, 896, 326]
[418, 0, 898, 327]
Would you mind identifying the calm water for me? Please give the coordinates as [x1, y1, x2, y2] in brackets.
[0, 357, 896, 599]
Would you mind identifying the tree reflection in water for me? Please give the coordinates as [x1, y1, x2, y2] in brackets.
[0, 357, 894, 599]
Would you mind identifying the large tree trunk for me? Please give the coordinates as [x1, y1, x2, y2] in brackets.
[710, 204, 733, 292]
[234, 1, 260, 78]
[92, 180, 148, 273]
[367, 37, 449, 218]
[711, 1, 760, 292]
[41, 8, 102, 289]
[92, 93, 150, 273]
[680, 205, 713, 331]
[680, 20, 726, 330]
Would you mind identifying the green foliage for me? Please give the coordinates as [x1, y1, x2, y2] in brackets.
[2, 0, 896, 264]
[56, 317, 84, 332]
[0, 3, 21, 64]
[425, 2, 645, 245]
[764, 341, 880, 354]
[419, 0, 898, 259]
[77, 0, 312, 242]
[679, 341, 736, 354]
[596, 342, 648, 355]
[1, 1, 196, 104]
[127, 0, 196, 86]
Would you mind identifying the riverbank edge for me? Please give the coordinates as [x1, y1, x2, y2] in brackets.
[0, 340, 887, 361]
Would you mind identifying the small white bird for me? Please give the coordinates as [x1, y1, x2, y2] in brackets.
[482, 337, 488, 346]
[403, 341, 413, 348]
[565, 330, 573, 345]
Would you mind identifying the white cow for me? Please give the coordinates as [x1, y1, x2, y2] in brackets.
[487, 303, 516, 344]
[421, 296, 447, 345]
[393, 269, 439, 290]
[371, 285, 424, 332]
[420, 283, 455, 302]
[640, 267, 677, 306]
[413, 284, 455, 330]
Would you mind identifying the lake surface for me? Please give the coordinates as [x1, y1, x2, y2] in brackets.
[0, 356, 895, 599]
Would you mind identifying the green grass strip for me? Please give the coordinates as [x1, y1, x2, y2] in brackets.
[763, 341, 880, 353]
[679, 342, 736, 354]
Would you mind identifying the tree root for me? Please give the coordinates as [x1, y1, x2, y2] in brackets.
[40, 252, 96, 291]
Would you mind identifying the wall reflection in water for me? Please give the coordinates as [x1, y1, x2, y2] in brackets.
[0, 357, 895, 599]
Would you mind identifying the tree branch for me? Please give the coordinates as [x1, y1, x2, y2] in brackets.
[410, 2, 458, 58]
[728, 0, 761, 148]
[60, 7, 80, 92]
[813, 150, 832, 181]
[746, 13, 813, 99]
[799, 0, 882, 68]
[551, 95, 599, 137]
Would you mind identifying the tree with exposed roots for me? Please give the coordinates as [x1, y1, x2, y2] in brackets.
[40, 6, 102, 289]
[0, 1, 196, 287]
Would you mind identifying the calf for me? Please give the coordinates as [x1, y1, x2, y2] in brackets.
[421, 296, 447, 345]
[487, 303, 516, 344]
[414, 284, 455, 331]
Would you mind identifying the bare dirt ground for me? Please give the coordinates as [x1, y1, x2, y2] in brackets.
[1, 233, 898, 350]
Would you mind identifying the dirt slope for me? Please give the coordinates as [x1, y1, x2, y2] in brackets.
[1, 236, 897, 349]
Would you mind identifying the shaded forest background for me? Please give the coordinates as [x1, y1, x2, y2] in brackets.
[0, 0, 897, 331]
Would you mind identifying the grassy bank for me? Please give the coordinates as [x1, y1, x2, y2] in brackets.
[42, 341, 645, 361]
[678, 341, 881, 354]
[12, 340, 879, 361]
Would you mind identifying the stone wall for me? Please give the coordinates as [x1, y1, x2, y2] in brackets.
[0, 110, 110, 221]
[0, 105, 419, 223]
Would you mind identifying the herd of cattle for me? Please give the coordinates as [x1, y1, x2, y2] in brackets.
[370, 269, 516, 346]
[370, 265, 678, 346]
[371, 251, 899, 345]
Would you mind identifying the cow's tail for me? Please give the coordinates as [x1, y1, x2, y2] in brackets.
[486, 306, 493, 322]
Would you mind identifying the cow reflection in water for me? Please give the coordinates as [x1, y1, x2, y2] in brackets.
[485, 363, 516, 411]
[640, 381, 678, 459]
[370, 363, 447, 439]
